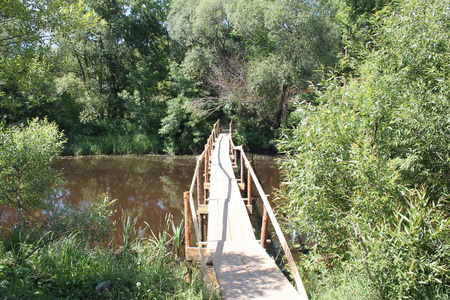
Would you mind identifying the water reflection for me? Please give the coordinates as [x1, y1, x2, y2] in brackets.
[0, 155, 281, 237]
[52, 155, 197, 237]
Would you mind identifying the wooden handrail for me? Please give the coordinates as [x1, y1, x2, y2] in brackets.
[229, 131, 308, 299]
[185, 119, 308, 298]
[184, 119, 220, 286]
[187, 147, 209, 286]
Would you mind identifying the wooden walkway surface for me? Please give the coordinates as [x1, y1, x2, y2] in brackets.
[206, 133, 301, 299]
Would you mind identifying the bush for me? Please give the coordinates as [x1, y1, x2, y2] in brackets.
[159, 96, 209, 154]
[0, 214, 214, 299]
[0, 118, 65, 226]
[276, 1, 450, 298]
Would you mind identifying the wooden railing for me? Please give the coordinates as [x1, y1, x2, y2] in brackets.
[228, 122, 309, 299]
[184, 119, 308, 299]
[183, 119, 220, 286]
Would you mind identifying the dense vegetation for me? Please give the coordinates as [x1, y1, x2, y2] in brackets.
[277, 1, 450, 299]
[1, 0, 449, 299]
[0, 120, 215, 298]
[1, 0, 345, 154]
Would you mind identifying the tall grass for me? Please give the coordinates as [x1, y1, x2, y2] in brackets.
[65, 133, 163, 155]
[0, 214, 215, 299]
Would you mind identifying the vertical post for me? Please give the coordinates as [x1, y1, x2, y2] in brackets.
[202, 214, 207, 241]
[240, 149, 244, 182]
[217, 119, 220, 137]
[210, 136, 213, 155]
[204, 145, 209, 182]
[229, 120, 234, 136]
[196, 156, 202, 205]
[199, 214, 203, 242]
[184, 192, 193, 248]
[204, 145, 210, 201]
[260, 195, 270, 248]
[247, 161, 253, 205]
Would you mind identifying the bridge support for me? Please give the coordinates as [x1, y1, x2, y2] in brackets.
[184, 191, 193, 248]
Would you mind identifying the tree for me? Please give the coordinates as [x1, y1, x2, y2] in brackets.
[0, 0, 100, 123]
[168, 0, 342, 150]
[0, 119, 65, 226]
[277, 0, 450, 298]
[56, 0, 170, 121]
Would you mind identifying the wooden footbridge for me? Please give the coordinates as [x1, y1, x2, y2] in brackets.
[183, 120, 308, 299]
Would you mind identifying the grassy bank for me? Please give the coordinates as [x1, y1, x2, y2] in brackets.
[64, 133, 164, 156]
[0, 216, 217, 299]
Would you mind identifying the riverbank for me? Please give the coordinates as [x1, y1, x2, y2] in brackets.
[0, 215, 219, 299]
[62, 131, 279, 156]
[63, 133, 164, 156]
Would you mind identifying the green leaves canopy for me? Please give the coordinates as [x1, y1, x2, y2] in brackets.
[0, 119, 65, 224]
[277, 0, 450, 298]
[168, 0, 341, 130]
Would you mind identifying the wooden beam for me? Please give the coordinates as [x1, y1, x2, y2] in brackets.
[185, 247, 212, 263]
[241, 149, 309, 299]
[184, 191, 193, 248]
[198, 204, 209, 214]
[196, 156, 202, 204]
[247, 160, 253, 206]
[260, 206, 268, 249]
[246, 204, 253, 214]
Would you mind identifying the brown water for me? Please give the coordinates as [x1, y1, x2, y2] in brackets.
[49, 155, 281, 237]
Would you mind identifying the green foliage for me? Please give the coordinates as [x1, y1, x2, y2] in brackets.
[368, 190, 450, 299]
[277, 0, 450, 298]
[0, 213, 214, 299]
[168, 0, 342, 148]
[159, 96, 209, 154]
[0, 118, 65, 225]
[46, 194, 116, 245]
[1, 194, 116, 264]
[0, 212, 213, 299]
[65, 133, 162, 155]
[0, 0, 100, 123]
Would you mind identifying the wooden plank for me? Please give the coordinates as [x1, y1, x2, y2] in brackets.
[213, 241, 263, 300]
[198, 204, 208, 214]
[227, 241, 301, 299]
[205, 133, 303, 300]
[240, 150, 308, 299]
[185, 247, 212, 263]
[184, 192, 192, 248]
[213, 241, 301, 299]
[207, 134, 255, 243]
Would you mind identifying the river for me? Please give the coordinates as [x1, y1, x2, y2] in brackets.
[50, 155, 281, 237]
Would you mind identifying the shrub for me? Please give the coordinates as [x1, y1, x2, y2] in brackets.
[276, 1, 450, 298]
[0, 118, 65, 226]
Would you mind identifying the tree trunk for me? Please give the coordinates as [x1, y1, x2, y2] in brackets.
[17, 196, 22, 227]
[275, 84, 289, 128]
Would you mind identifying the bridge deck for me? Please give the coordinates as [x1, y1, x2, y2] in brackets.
[207, 133, 301, 299]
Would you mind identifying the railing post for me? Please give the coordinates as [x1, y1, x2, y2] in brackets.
[196, 156, 202, 205]
[260, 195, 270, 248]
[204, 145, 209, 182]
[210, 136, 213, 155]
[217, 119, 220, 137]
[247, 161, 253, 206]
[204, 145, 210, 201]
[184, 191, 193, 248]
[240, 149, 244, 181]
